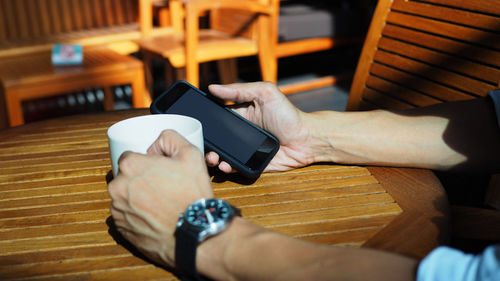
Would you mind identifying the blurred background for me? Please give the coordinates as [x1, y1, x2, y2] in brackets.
[0, 0, 374, 126]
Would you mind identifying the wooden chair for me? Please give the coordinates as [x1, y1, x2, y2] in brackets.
[0, 0, 152, 128]
[346, 0, 500, 246]
[136, 0, 277, 89]
[212, 0, 369, 94]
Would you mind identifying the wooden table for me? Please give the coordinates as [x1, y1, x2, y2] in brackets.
[0, 47, 151, 128]
[0, 109, 450, 281]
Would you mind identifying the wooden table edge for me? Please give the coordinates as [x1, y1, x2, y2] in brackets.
[363, 166, 451, 259]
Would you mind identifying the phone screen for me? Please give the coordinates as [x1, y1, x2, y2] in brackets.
[151, 81, 279, 178]
[166, 88, 267, 164]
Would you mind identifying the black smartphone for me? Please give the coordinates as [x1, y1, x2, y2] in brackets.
[150, 81, 280, 179]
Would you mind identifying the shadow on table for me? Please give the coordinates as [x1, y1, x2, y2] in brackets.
[105, 216, 185, 279]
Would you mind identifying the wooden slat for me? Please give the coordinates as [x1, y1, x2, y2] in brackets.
[0, 255, 149, 280]
[48, 0, 62, 34]
[0, 190, 109, 210]
[391, 0, 500, 32]
[419, 0, 500, 16]
[382, 24, 500, 69]
[2, 0, 18, 40]
[26, 0, 42, 38]
[14, 0, 30, 39]
[123, 0, 136, 23]
[0, 245, 129, 267]
[70, 0, 84, 30]
[0, 181, 107, 201]
[361, 87, 414, 110]
[374, 50, 495, 96]
[113, 0, 125, 25]
[81, 0, 94, 29]
[369, 63, 474, 102]
[37, 0, 52, 36]
[91, 0, 104, 27]
[61, 0, 74, 32]
[103, 0, 114, 26]
[271, 213, 398, 237]
[387, 11, 500, 51]
[378, 37, 500, 84]
[0, 1, 6, 41]
[365, 75, 441, 107]
[0, 201, 110, 222]
[12, 266, 176, 281]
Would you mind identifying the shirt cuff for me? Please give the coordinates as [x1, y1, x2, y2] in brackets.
[417, 245, 500, 281]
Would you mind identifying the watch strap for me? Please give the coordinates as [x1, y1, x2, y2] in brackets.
[175, 200, 241, 280]
[175, 227, 199, 280]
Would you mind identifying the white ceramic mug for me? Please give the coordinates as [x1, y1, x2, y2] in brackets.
[107, 114, 204, 176]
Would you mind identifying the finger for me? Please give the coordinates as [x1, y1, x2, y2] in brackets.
[117, 151, 149, 176]
[147, 130, 200, 161]
[218, 161, 237, 174]
[208, 83, 266, 104]
[205, 151, 220, 167]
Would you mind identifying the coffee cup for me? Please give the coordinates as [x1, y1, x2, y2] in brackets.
[107, 114, 203, 176]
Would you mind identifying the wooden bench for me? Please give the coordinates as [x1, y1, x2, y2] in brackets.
[0, 0, 153, 128]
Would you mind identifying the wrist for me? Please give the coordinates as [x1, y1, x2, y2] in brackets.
[303, 111, 348, 164]
[196, 217, 264, 280]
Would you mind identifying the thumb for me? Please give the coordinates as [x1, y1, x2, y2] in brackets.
[147, 130, 195, 159]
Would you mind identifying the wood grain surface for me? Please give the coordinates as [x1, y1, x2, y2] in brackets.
[0, 109, 449, 280]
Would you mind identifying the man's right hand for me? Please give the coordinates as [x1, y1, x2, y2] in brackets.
[205, 82, 316, 173]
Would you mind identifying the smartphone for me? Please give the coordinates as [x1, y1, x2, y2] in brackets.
[150, 81, 280, 179]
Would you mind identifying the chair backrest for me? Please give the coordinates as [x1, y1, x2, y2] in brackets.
[209, 0, 279, 41]
[0, 0, 139, 57]
[347, 0, 500, 111]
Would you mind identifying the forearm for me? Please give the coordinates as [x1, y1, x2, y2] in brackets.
[197, 218, 418, 281]
[305, 110, 463, 170]
[304, 98, 500, 172]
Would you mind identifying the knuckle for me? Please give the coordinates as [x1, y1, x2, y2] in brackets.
[159, 129, 176, 139]
[118, 153, 140, 174]
[260, 81, 278, 92]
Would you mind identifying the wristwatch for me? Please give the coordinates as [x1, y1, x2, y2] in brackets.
[175, 198, 240, 280]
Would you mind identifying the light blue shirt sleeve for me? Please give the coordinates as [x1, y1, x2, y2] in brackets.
[417, 245, 500, 281]
[489, 90, 500, 128]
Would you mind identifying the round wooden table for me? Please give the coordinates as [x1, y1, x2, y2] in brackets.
[0, 110, 450, 280]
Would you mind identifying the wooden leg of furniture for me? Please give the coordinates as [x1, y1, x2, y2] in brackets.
[217, 59, 238, 85]
[157, 6, 170, 27]
[142, 53, 155, 96]
[103, 87, 115, 111]
[164, 62, 187, 88]
[0, 89, 8, 129]
[164, 62, 176, 88]
[5, 89, 24, 127]
[257, 14, 278, 84]
[131, 67, 151, 108]
[279, 74, 351, 95]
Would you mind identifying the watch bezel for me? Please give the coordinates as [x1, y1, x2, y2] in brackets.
[177, 198, 239, 242]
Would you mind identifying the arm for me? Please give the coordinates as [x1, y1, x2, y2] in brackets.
[198, 217, 418, 281]
[108, 130, 418, 281]
[207, 83, 500, 173]
[306, 97, 500, 172]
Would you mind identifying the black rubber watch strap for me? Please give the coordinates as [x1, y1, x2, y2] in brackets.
[175, 227, 201, 280]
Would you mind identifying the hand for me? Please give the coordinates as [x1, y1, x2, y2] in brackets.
[107, 130, 213, 268]
[206, 82, 315, 173]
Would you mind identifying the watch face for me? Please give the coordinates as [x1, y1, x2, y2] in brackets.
[185, 199, 232, 228]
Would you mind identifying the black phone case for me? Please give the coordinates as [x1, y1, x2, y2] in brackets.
[150, 81, 279, 178]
